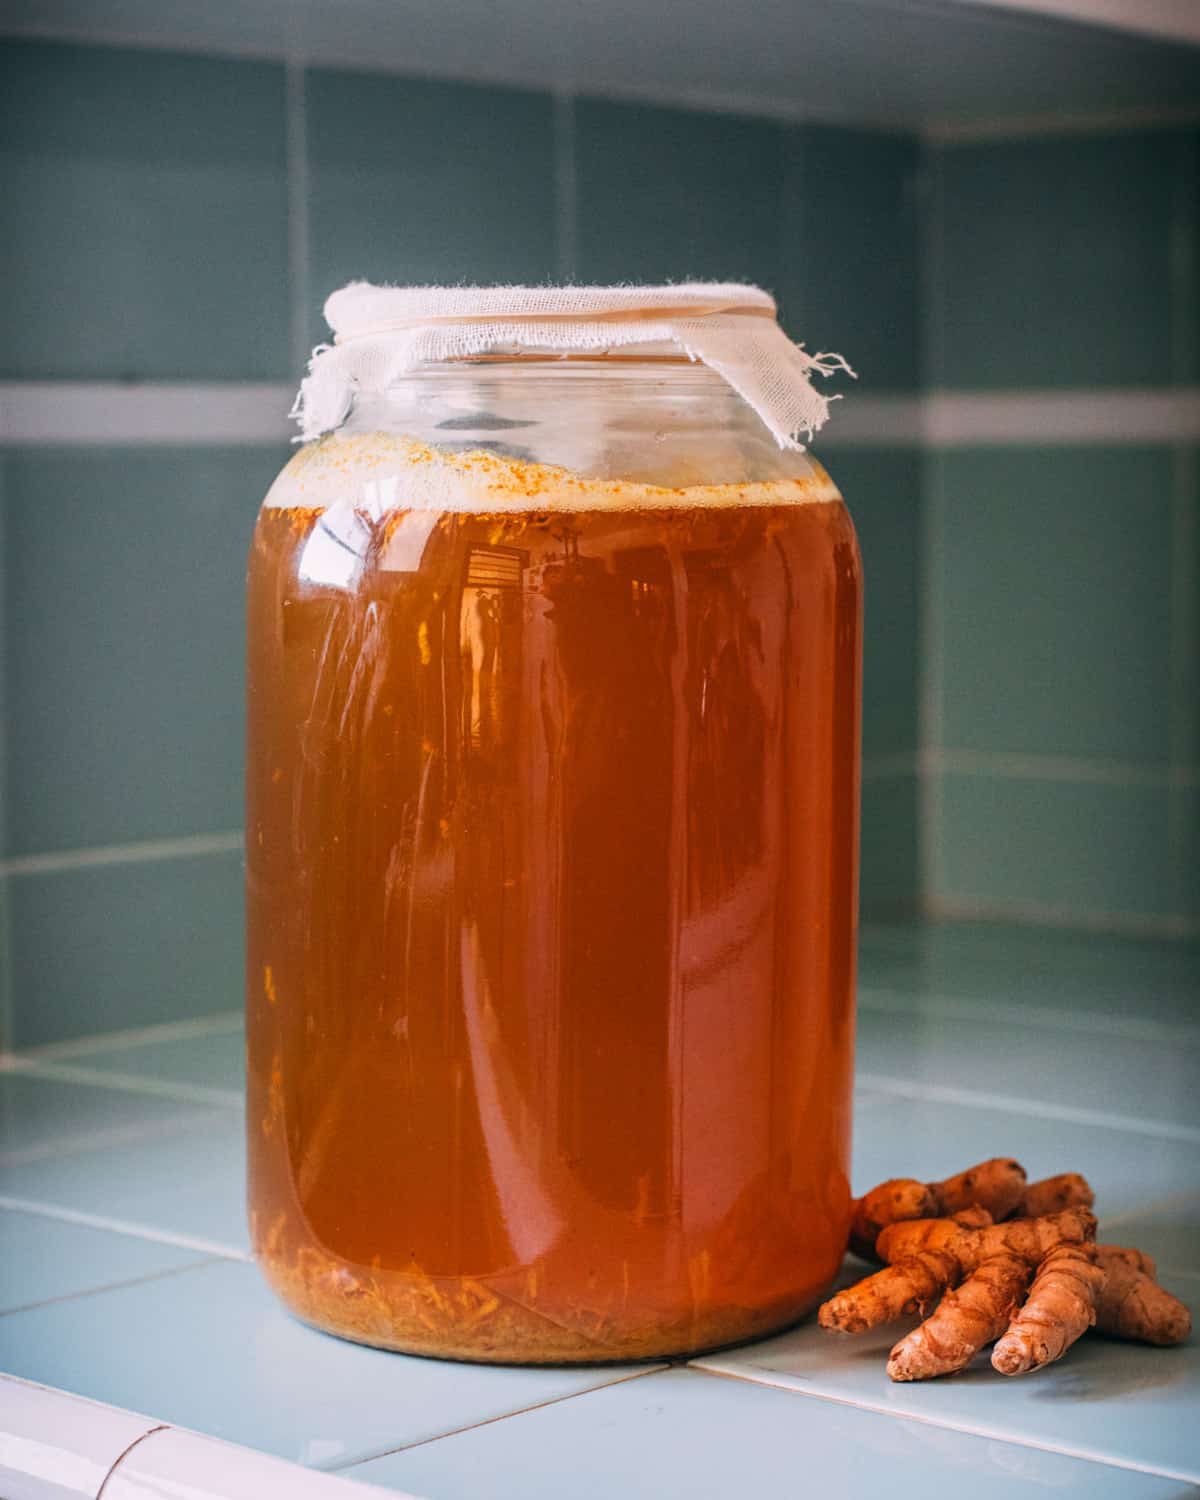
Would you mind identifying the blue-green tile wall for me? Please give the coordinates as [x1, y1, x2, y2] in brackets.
[0, 41, 290, 381]
[924, 127, 1199, 936]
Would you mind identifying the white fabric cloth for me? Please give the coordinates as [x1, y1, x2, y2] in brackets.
[291, 282, 853, 449]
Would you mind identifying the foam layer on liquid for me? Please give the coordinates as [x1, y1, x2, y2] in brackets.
[264, 431, 840, 514]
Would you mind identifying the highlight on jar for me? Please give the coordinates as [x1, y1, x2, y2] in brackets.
[245, 284, 864, 1363]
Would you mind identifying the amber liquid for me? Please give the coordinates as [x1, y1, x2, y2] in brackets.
[246, 498, 860, 1362]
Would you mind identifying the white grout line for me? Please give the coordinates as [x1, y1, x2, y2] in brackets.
[855, 1072, 1200, 1144]
[285, 56, 313, 382]
[0, 1110, 222, 1169]
[687, 1365, 1200, 1488]
[18, 1010, 242, 1061]
[0, 830, 243, 877]
[3, 382, 1200, 448]
[857, 984, 1200, 1046]
[0, 382, 294, 446]
[2, 1056, 242, 1110]
[926, 103, 1200, 143]
[924, 746, 1197, 787]
[553, 89, 578, 283]
[336, 1366, 670, 1472]
[926, 892, 1200, 941]
[0, 1260, 220, 1321]
[0, 1194, 252, 1260]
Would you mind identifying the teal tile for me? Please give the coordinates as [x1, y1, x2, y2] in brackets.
[935, 131, 1184, 389]
[8, 849, 244, 1048]
[3, 447, 284, 855]
[831, 448, 922, 755]
[351, 1365, 1180, 1500]
[780, 126, 920, 390]
[860, 773, 920, 918]
[850, 1090, 1200, 1225]
[1176, 787, 1199, 922]
[0, 1105, 247, 1253]
[935, 447, 1173, 764]
[575, 99, 783, 291]
[858, 918, 1200, 1026]
[697, 1307, 1200, 1485]
[0, 1258, 659, 1468]
[1103, 1193, 1200, 1283]
[307, 71, 554, 337]
[934, 773, 1174, 922]
[47, 1019, 245, 1094]
[0, 41, 289, 380]
[0, 1208, 204, 1314]
[856, 1006, 1199, 1134]
[0, 1070, 210, 1165]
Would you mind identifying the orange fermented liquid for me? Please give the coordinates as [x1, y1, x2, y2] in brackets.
[246, 485, 860, 1362]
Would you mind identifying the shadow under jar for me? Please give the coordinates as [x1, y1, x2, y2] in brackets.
[246, 358, 861, 1363]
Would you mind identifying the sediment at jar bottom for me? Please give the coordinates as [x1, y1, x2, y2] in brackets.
[252, 1239, 840, 1365]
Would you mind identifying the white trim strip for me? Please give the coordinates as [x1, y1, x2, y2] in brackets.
[0, 383, 293, 446]
[856, 1071, 1200, 1143]
[1, 830, 243, 877]
[4, 382, 1200, 449]
[0, 1194, 250, 1260]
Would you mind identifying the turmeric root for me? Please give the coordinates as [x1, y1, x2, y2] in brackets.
[848, 1158, 1026, 1260]
[848, 1159, 1096, 1261]
[1095, 1244, 1192, 1345]
[888, 1253, 1030, 1381]
[823, 1202, 1190, 1380]
[991, 1242, 1103, 1374]
[1016, 1173, 1095, 1219]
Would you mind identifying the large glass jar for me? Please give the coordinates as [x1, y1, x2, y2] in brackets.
[246, 357, 861, 1363]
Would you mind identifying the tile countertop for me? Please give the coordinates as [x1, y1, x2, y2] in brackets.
[0, 921, 1197, 1499]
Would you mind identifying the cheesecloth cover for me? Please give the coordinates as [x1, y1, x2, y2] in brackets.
[292, 282, 853, 450]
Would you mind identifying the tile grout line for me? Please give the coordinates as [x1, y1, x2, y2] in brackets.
[553, 88, 578, 283]
[926, 891, 1200, 941]
[3, 1055, 243, 1109]
[0, 1193, 252, 1260]
[0, 1257, 223, 1322]
[855, 1072, 1200, 1143]
[686, 1365, 1200, 1488]
[0, 829, 243, 878]
[16, 1009, 242, 1060]
[0, 1109, 227, 1169]
[333, 1365, 671, 1474]
[856, 985, 1200, 1045]
[285, 54, 313, 381]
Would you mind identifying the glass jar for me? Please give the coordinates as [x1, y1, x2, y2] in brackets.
[246, 358, 861, 1363]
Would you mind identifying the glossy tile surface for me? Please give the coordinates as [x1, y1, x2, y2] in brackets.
[6, 850, 244, 1049]
[0, 1207, 204, 1313]
[3, 446, 282, 856]
[933, 447, 1174, 765]
[0, 41, 289, 381]
[0, 1106, 248, 1253]
[697, 1322, 1200, 1485]
[860, 772, 920, 917]
[0, 1070, 210, 1165]
[0, 1258, 660, 1470]
[934, 130, 1185, 389]
[353, 1366, 1187, 1499]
